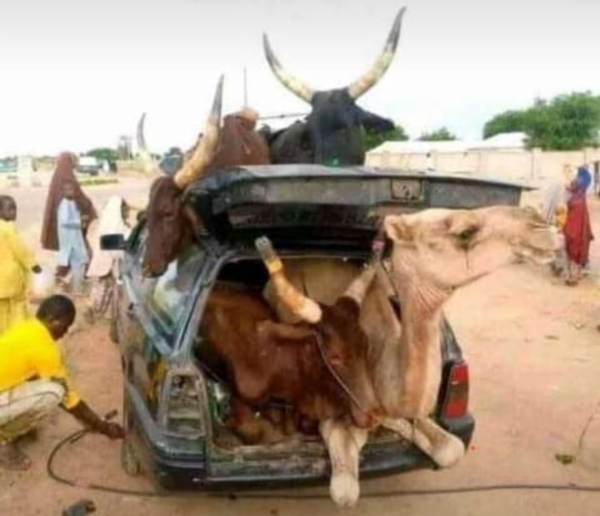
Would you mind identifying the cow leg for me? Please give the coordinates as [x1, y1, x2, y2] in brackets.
[319, 419, 368, 508]
[379, 416, 465, 468]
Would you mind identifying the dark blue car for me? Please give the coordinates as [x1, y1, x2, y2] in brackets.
[103, 165, 527, 491]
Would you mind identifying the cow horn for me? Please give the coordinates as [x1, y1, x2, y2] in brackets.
[173, 75, 224, 189]
[263, 34, 314, 104]
[341, 262, 377, 306]
[136, 113, 159, 175]
[255, 236, 322, 324]
[347, 7, 406, 99]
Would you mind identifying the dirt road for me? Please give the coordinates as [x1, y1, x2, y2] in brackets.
[1, 178, 599, 515]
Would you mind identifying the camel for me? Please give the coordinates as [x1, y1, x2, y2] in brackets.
[261, 205, 559, 507]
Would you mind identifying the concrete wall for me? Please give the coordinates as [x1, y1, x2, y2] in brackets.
[366, 146, 600, 184]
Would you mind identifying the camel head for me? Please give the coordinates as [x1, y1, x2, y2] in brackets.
[381, 205, 559, 307]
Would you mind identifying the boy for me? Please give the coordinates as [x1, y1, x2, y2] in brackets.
[0, 195, 42, 334]
[57, 182, 90, 295]
[0, 295, 124, 470]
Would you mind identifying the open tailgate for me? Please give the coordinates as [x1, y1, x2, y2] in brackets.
[185, 165, 529, 248]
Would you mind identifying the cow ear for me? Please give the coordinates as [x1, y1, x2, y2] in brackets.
[383, 215, 413, 243]
[335, 297, 361, 320]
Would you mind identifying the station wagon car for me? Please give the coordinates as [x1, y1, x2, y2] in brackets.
[102, 165, 528, 491]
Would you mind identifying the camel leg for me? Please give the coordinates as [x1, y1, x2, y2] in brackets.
[379, 416, 465, 468]
[319, 419, 368, 508]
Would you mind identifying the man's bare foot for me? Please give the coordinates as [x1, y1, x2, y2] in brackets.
[0, 441, 32, 471]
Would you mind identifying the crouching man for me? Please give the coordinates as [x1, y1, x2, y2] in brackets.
[0, 294, 124, 470]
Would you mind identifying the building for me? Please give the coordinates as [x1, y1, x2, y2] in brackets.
[365, 132, 600, 184]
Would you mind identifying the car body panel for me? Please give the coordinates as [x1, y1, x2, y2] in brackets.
[185, 165, 528, 247]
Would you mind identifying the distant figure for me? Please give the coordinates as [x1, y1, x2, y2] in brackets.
[540, 169, 570, 277]
[40, 152, 97, 252]
[84, 196, 131, 323]
[563, 166, 593, 286]
[0, 196, 42, 334]
[159, 147, 185, 176]
[57, 182, 90, 295]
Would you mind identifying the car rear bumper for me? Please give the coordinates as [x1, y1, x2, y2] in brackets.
[126, 384, 475, 491]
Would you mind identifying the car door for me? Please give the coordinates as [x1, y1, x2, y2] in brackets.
[116, 222, 165, 420]
[116, 222, 211, 432]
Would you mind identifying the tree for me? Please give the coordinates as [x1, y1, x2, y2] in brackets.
[526, 93, 600, 150]
[85, 147, 119, 162]
[362, 125, 409, 152]
[483, 110, 529, 139]
[482, 92, 600, 150]
[418, 127, 457, 141]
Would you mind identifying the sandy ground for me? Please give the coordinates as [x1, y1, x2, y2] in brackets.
[1, 176, 600, 515]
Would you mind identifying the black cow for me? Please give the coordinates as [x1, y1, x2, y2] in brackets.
[261, 7, 405, 166]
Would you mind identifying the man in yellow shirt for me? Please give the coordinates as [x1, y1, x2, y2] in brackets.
[0, 295, 124, 470]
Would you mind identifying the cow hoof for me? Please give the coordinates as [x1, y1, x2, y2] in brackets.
[432, 434, 465, 468]
[330, 472, 360, 508]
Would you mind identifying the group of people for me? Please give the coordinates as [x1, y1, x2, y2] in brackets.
[0, 152, 132, 470]
[543, 164, 594, 286]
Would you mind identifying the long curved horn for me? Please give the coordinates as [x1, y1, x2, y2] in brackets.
[136, 113, 159, 175]
[255, 236, 322, 324]
[173, 75, 224, 189]
[341, 262, 377, 306]
[347, 7, 406, 99]
[263, 34, 314, 104]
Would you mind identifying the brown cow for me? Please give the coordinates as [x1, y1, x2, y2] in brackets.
[141, 78, 271, 277]
[197, 236, 380, 446]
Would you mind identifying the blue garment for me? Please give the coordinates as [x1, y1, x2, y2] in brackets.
[575, 166, 592, 193]
[158, 154, 183, 176]
[57, 199, 89, 268]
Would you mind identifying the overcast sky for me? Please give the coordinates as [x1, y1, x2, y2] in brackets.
[1, 0, 599, 156]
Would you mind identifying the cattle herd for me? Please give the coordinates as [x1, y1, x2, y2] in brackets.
[134, 7, 560, 507]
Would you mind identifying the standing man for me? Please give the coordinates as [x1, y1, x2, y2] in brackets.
[0, 295, 123, 470]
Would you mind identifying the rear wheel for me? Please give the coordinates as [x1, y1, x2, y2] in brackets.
[109, 293, 119, 344]
[120, 382, 141, 476]
[121, 438, 141, 476]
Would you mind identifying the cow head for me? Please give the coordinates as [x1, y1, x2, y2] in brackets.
[381, 206, 560, 313]
[256, 237, 380, 427]
[263, 7, 405, 165]
[141, 76, 224, 277]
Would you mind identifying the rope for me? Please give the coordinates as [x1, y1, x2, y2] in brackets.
[313, 331, 371, 416]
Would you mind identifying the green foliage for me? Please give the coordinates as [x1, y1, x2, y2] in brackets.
[483, 110, 529, 139]
[85, 147, 119, 162]
[483, 92, 600, 150]
[418, 127, 457, 141]
[362, 125, 409, 152]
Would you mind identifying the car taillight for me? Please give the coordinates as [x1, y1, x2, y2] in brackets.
[441, 362, 469, 419]
[161, 369, 206, 440]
